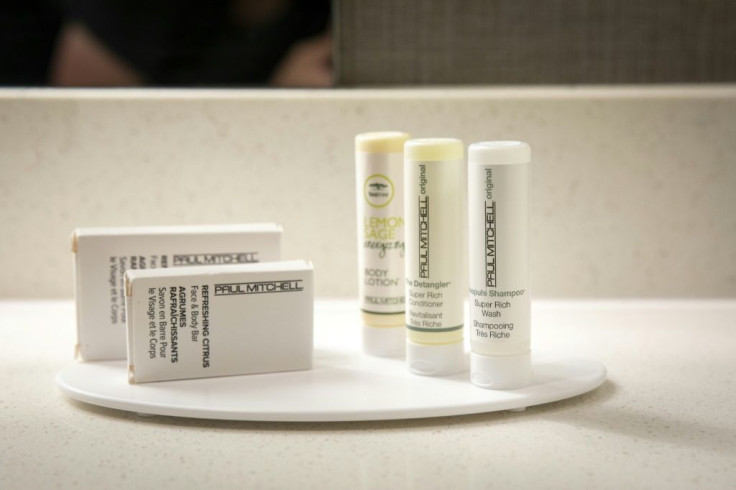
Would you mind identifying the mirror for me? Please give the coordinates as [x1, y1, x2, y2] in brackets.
[3, 1, 732, 87]
[1, 0, 332, 87]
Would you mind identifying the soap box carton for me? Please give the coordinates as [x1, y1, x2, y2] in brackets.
[71, 224, 282, 361]
[124, 260, 313, 383]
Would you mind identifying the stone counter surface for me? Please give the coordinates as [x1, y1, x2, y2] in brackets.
[1, 299, 734, 489]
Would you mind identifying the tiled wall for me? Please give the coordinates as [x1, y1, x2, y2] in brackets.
[335, 0, 736, 85]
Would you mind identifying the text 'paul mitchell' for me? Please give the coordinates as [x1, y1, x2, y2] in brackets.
[418, 164, 430, 278]
[173, 252, 259, 266]
[214, 280, 304, 296]
[485, 168, 497, 287]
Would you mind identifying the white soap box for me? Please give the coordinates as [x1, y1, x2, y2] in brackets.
[124, 260, 314, 384]
[71, 224, 282, 361]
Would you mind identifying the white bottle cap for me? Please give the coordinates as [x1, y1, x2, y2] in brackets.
[468, 141, 531, 166]
[470, 352, 532, 390]
[362, 325, 405, 357]
[407, 340, 466, 376]
[361, 312, 405, 357]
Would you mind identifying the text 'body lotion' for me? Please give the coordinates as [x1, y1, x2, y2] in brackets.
[404, 138, 465, 376]
[468, 141, 532, 389]
[356, 132, 411, 356]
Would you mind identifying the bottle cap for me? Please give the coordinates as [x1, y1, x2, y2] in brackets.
[361, 311, 405, 357]
[468, 141, 531, 165]
[355, 131, 411, 153]
[470, 351, 532, 390]
[362, 325, 405, 357]
[407, 340, 466, 376]
[405, 138, 464, 161]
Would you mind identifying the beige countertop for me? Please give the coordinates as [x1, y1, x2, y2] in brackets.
[1, 299, 735, 489]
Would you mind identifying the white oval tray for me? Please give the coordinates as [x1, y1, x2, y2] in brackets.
[56, 301, 606, 422]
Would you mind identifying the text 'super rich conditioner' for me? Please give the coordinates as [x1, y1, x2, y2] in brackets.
[404, 138, 465, 376]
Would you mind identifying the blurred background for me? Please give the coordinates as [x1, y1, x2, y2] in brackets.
[2, 0, 332, 87]
[2, 0, 735, 87]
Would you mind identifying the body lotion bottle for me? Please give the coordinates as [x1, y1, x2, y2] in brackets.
[468, 141, 532, 389]
[356, 132, 411, 356]
[404, 138, 465, 376]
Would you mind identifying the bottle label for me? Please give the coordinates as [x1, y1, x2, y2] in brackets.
[468, 162, 530, 351]
[356, 152, 405, 315]
[405, 160, 464, 332]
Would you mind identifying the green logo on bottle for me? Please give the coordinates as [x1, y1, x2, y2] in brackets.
[364, 174, 394, 208]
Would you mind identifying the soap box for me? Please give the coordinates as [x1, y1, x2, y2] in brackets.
[124, 260, 313, 384]
[71, 224, 282, 361]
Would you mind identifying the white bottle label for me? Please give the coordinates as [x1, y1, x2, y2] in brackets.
[405, 160, 465, 332]
[356, 152, 405, 315]
[468, 162, 530, 353]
